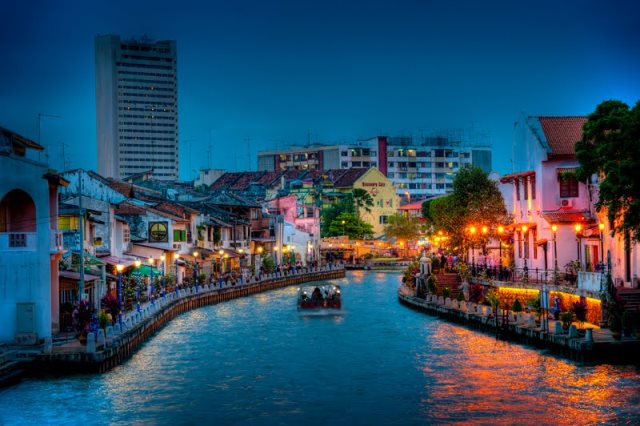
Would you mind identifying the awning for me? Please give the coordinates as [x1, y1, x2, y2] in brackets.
[542, 211, 592, 224]
[59, 271, 100, 282]
[130, 264, 160, 277]
[535, 239, 548, 246]
[101, 256, 136, 268]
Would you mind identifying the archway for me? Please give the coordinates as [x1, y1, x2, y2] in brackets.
[0, 189, 37, 233]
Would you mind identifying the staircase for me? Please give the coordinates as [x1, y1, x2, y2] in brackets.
[0, 350, 24, 388]
[433, 273, 461, 297]
[617, 288, 640, 313]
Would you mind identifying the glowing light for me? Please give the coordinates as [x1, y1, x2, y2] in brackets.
[134, 260, 141, 268]
[148, 257, 155, 265]
[575, 223, 583, 233]
[551, 224, 558, 233]
[598, 223, 605, 231]
[116, 264, 124, 273]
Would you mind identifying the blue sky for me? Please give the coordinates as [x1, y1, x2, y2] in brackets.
[1, 0, 639, 179]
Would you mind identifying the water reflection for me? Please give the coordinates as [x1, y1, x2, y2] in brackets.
[0, 271, 638, 425]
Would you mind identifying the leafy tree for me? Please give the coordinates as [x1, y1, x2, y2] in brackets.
[575, 99, 640, 241]
[327, 212, 373, 239]
[321, 196, 354, 237]
[383, 213, 423, 241]
[352, 188, 374, 215]
[427, 166, 507, 251]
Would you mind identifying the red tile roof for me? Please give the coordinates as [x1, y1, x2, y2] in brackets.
[325, 168, 368, 188]
[538, 116, 587, 157]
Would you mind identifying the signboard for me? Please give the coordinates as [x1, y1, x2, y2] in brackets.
[149, 221, 169, 242]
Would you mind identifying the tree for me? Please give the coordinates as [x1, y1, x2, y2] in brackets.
[352, 188, 374, 215]
[427, 166, 507, 251]
[383, 213, 423, 241]
[327, 212, 374, 239]
[321, 196, 354, 237]
[575, 100, 640, 241]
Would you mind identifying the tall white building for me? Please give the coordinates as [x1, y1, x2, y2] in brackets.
[95, 35, 179, 181]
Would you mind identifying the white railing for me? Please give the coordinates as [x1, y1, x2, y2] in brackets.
[0, 232, 37, 251]
[50, 230, 64, 252]
[577, 271, 604, 292]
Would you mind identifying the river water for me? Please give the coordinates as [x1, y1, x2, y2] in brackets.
[1, 271, 639, 425]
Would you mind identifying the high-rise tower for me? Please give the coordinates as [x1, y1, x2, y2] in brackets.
[95, 35, 178, 181]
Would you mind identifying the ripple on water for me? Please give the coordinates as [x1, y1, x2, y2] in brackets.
[0, 271, 639, 425]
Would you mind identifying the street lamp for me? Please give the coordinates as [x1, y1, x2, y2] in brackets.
[159, 254, 166, 294]
[173, 253, 180, 291]
[574, 223, 583, 268]
[521, 225, 528, 270]
[469, 226, 476, 267]
[133, 260, 141, 311]
[481, 226, 488, 268]
[551, 224, 558, 284]
[497, 225, 504, 277]
[341, 220, 346, 237]
[148, 257, 155, 301]
[273, 246, 279, 266]
[598, 223, 605, 270]
[193, 251, 199, 291]
[116, 264, 124, 326]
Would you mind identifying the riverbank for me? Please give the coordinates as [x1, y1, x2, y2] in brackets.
[398, 288, 640, 363]
[3, 267, 345, 385]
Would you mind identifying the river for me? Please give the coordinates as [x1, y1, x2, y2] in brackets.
[1, 271, 639, 424]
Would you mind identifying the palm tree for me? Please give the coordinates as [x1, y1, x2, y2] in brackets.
[352, 188, 374, 217]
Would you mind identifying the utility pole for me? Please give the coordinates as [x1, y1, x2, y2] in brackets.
[38, 113, 61, 163]
[78, 171, 85, 301]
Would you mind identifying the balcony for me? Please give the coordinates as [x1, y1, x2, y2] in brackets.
[50, 230, 64, 252]
[0, 232, 37, 251]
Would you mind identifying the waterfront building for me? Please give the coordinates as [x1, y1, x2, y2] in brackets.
[500, 116, 602, 288]
[95, 34, 179, 181]
[0, 126, 67, 343]
[257, 131, 492, 199]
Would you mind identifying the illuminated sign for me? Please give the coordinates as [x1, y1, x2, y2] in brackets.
[149, 221, 169, 242]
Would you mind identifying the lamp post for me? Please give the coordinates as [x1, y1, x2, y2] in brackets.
[469, 226, 476, 268]
[598, 223, 605, 271]
[134, 259, 141, 311]
[173, 253, 180, 292]
[481, 226, 488, 269]
[341, 220, 346, 238]
[574, 223, 583, 268]
[219, 249, 224, 273]
[551, 224, 558, 284]
[193, 251, 199, 291]
[148, 257, 155, 301]
[160, 254, 166, 295]
[522, 225, 529, 282]
[497, 226, 504, 278]
[273, 246, 279, 266]
[116, 264, 124, 326]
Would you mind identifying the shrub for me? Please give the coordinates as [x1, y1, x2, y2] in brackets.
[486, 289, 500, 311]
[98, 310, 109, 329]
[560, 311, 574, 328]
[442, 287, 451, 299]
[512, 298, 523, 313]
[572, 297, 588, 325]
[456, 290, 465, 302]
[427, 274, 437, 294]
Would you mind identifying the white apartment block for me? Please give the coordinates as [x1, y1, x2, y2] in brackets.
[96, 35, 179, 181]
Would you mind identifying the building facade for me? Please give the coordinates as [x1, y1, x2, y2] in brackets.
[256, 131, 492, 199]
[95, 34, 179, 181]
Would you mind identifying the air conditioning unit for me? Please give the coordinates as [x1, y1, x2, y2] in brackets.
[173, 243, 181, 250]
[560, 199, 573, 209]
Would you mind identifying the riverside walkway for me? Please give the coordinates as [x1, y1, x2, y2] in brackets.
[398, 286, 640, 363]
[24, 266, 345, 377]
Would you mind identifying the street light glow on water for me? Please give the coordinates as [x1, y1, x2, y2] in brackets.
[0, 271, 639, 424]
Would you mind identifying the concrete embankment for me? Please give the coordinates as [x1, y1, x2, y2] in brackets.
[398, 291, 640, 363]
[29, 268, 345, 376]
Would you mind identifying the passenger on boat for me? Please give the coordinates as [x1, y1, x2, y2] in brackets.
[311, 287, 324, 306]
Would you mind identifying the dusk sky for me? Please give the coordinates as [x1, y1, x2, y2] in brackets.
[1, 0, 639, 180]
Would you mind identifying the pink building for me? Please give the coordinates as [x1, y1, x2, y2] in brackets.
[265, 195, 320, 263]
[501, 116, 604, 283]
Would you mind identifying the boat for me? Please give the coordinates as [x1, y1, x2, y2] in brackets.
[297, 284, 342, 310]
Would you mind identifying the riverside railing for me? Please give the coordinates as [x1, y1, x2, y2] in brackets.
[467, 265, 605, 292]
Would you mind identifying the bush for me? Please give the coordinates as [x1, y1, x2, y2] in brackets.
[427, 274, 437, 294]
[512, 298, 523, 313]
[560, 311, 574, 328]
[442, 287, 451, 299]
[456, 290, 465, 302]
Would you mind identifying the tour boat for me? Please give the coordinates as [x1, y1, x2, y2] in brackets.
[297, 285, 342, 310]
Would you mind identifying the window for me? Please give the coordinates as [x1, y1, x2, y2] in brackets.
[306, 208, 314, 218]
[123, 228, 130, 243]
[341, 150, 348, 157]
[352, 161, 361, 167]
[388, 172, 395, 178]
[173, 229, 186, 242]
[379, 215, 388, 224]
[59, 216, 79, 230]
[523, 177, 528, 200]
[559, 175, 579, 198]
[531, 177, 536, 199]
[341, 161, 349, 168]
[515, 180, 520, 201]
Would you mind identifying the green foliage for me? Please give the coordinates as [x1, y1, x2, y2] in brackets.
[426, 166, 507, 250]
[402, 260, 420, 288]
[327, 212, 374, 239]
[213, 227, 222, 245]
[442, 287, 451, 299]
[528, 294, 541, 312]
[427, 274, 437, 294]
[384, 213, 424, 241]
[512, 298, 523, 313]
[321, 197, 355, 237]
[486, 289, 500, 310]
[454, 261, 470, 282]
[262, 254, 276, 273]
[352, 188, 374, 216]
[456, 290, 465, 302]
[98, 310, 109, 329]
[198, 273, 207, 284]
[560, 311, 574, 328]
[576, 99, 640, 242]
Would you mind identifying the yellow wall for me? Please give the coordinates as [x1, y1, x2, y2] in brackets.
[354, 168, 399, 237]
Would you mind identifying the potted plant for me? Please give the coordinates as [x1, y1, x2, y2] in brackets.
[572, 297, 588, 328]
[512, 298, 523, 321]
[72, 299, 94, 343]
[486, 288, 500, 315]
[560, 311, 574, 331]
[98, 310, 109, 330]
[442, 286, 451, 299]
[427, 274, 437, 295]
[100, 293, 119, 324]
